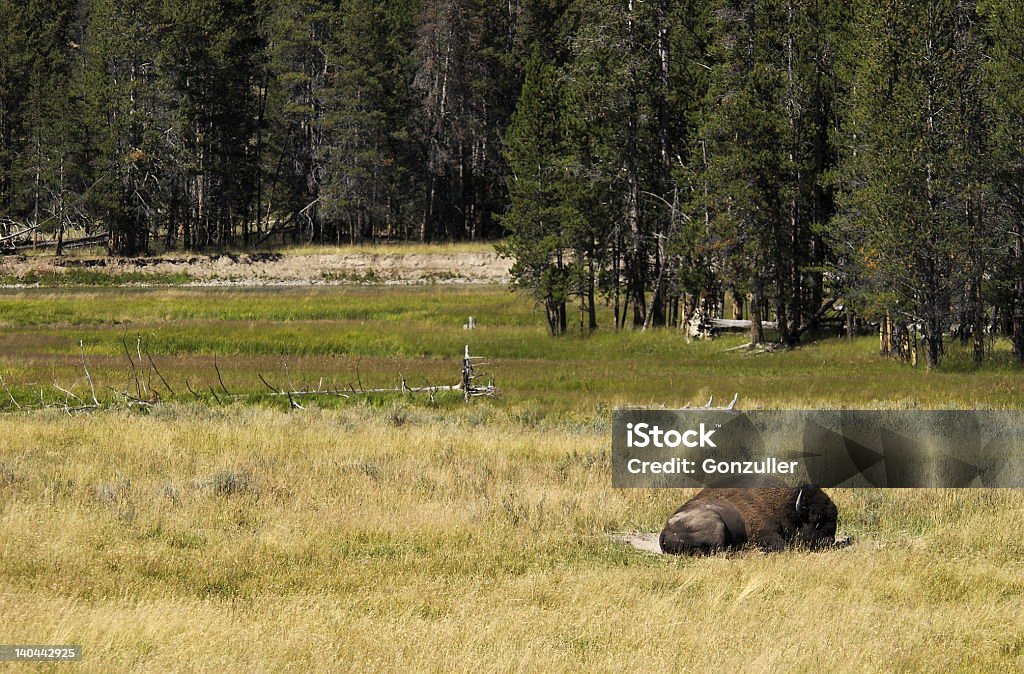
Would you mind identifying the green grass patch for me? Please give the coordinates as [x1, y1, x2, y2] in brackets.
[2, 285, 1024, 413]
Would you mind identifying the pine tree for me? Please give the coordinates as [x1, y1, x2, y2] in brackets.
[81, 0, 165, 254]
[10, 0, 87, 251]
[498, 50, 575, 335]
[0, 1, 31, 218]
[984, 0, 1024, 361]
[561, 0, 661, 329]
[260, 0, 334, 244]
[414, 0, 519, 242]
[159, 0, 264, 248]
[696, 0, 793, 345]
[320, 0, 421, 243]
[835, 0, 988, 368]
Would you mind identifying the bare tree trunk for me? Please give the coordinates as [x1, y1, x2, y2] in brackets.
[971, 246, 985, 365]
[588, 260, 597, 331]
[750, 277, 764, 346]
[973, 281, 985, 366]
[732, 291, 744, 320]
[880, 310, 891, 356]
[1014, 219, 1024, 361]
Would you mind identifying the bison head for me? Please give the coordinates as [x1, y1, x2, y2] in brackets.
[793, 484, 839, 548]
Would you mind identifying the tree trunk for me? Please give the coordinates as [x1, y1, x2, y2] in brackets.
[588, 261, 598, 331]
[880, 310, 891, 356]
[1014, 219, 1024, 361]
[732, 292, 744, 320]
[750, 278, 764, 346]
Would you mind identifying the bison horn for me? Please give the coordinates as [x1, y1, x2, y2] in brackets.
[795, 488, 803, 515]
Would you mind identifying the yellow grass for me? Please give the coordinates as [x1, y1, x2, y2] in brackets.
[264, 240, 499, 256]
[2, 404, 1022, 672]
[7, 240, 499, 260]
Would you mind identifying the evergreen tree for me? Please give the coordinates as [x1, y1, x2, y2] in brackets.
[159, 0, 264, 248]
[320, 0, 421, 243]
[260, 0, 334, 244]
[562, 0, 661, 329]
[498, 50, 575, 335]
[696, 0, 793, 345]
[81, 0, 165, 254]
[835, 0, 988, 367]
[0, 1, 31, 218]
[984, 0, 1024, 361]
[11, 0, 87, 251]
[414, 0, 518, 241]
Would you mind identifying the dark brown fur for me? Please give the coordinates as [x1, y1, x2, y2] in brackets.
[659, 483, 841, 555]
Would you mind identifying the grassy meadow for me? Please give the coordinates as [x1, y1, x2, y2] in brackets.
[2, 283, 1024, 671]
[3, 285, 1024, 411]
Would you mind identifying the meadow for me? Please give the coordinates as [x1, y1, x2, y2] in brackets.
[3, 285, 1024, 412]
[2, 283, 1024, 671]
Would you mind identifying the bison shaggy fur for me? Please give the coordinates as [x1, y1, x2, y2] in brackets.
[659, 483, 842, 555]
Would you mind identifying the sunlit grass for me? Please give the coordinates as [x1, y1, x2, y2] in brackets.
[4, 240, 498, 259]
[3, 285, 1024, 671]
[258, 240, 500, 256]
[1, 405, 1022, 671]
[2, 286, 1024, 413]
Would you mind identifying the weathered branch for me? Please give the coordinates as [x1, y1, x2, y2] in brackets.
[80, 340, 99, 406]
[2, 345, 494, 412]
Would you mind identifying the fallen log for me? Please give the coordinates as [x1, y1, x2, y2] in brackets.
[689, 299, 838, 340]
[795, 298, 840, 339]
[709, 318, 779, 331]
[1, 232, 109, 253]
[0, 223, 41, 244]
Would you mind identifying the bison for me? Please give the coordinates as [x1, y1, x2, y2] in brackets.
[659, 482, 846, 554]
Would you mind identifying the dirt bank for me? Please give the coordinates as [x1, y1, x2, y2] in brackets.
[0, 250, 512, 286]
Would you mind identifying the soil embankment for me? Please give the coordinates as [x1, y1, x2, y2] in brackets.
[0, 250, 512, 286]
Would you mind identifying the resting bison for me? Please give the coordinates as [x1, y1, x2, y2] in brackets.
[659, 483, 844, 554]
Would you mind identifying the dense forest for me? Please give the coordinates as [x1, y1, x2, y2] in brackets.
[0, 1, 1023, 366]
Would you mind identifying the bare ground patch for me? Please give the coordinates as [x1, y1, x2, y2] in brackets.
[609, 532, 664, 554]
[1, 250, 511, 286]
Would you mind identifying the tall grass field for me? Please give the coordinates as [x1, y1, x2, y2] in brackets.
[2, 284, 1023, 671]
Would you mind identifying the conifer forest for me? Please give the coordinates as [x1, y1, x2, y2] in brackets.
[2, 1, 1024, 366]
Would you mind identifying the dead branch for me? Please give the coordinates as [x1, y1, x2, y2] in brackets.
[185, 379, 202, 400]
[80, 340, 99, 406]
[0, 374, 22, 409]
[122, 334, 141, 399]
[258, 373, 282, 394]
[136, 337, 149, 397]
[0, 223, 42, 244]
[107, 386, 153, 409]
[2, 344, 494, 413]
[53, 382, 83, 404]
[681, 393, 740, 410]
[214, 357, 230, 395]
[146, 352, 175, 396]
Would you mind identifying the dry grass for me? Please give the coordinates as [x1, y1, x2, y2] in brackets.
[6, 240, 499, 259]
[262, 240, 500, 256]
[3, 285, 1024, 671]
[2, 404, 1023, 672]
